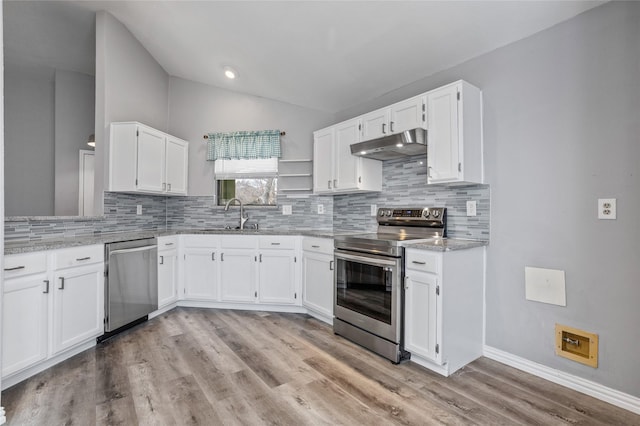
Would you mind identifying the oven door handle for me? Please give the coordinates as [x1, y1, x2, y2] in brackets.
[334, 251, 399, 267]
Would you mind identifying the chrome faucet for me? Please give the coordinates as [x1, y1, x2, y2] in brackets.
[224, 198, 249, 230]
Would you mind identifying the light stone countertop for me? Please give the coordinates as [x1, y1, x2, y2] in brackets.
[4, 229, 340, 255]
[404, 238, 488, 252]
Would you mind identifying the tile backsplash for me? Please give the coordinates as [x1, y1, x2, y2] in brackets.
[5, 157, 489, 243]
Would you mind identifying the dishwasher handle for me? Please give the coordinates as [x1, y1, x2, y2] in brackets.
[109, 245, 158, 256]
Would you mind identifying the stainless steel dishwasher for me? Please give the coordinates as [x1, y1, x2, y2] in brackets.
[102, 237, 158, 339]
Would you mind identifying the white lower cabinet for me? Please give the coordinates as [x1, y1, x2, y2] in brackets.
[258, 236, 298, 305]
[301, 237, 334, 323]
[404, 246, 484, 376]
[158, 237, 179, 307]
[2, 246, 104, 382]
[2, 258, 49, 377]
[52, 264, 103, 355]
[219, 249, 257, 303]
[183, 248, 219, 301]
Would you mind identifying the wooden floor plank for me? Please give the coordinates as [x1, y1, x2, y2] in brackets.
[2, 307, 638, 426]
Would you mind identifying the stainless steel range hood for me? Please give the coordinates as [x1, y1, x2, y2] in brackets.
[350, 128, 426, 161]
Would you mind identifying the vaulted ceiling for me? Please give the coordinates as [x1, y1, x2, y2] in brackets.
[5, 1, 605, 112]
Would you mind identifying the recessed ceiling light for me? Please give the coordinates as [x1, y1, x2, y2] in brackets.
[223, 66, 237, 79]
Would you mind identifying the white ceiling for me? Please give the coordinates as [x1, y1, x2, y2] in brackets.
[5, 1, 606, 113]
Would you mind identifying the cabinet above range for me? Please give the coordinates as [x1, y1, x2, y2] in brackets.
[108, 122, 189, 196]
[313, 80, 483, 192]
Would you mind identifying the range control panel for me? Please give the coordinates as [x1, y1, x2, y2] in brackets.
[377, 207, 447, 226]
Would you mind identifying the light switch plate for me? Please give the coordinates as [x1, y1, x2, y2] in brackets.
[282, 205, 292, 215]
[317, 204, 324, 214]
[371, 204, 377, 216]
[525, 266, 566, 306]
[466, 200, 477, 217]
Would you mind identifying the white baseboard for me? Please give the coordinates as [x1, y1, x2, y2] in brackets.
[409, 354, 450, 377]
[483, 345, 640, 415]
[177, 300, 307, 314]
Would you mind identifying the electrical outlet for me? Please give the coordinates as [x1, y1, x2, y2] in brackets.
[282, 205, 292, 215]
[371, 204, 378, 216]
[136, 205, 142, 215]
[317, 204, 324, 214]
[466, 200, 477, 217]
[598, 198, 616, 220]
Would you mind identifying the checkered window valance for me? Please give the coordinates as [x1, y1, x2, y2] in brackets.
[206, 129, 281, 161]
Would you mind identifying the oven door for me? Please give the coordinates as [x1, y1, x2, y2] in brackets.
[334, 249, 402, 343]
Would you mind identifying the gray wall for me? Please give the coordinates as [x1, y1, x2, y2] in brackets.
[54, 69, 95, 216]
[4, 63, 55, 216]
[95, 11, 170, 214]
[167, 76, 334, 196]
[338, 2, 640, 397]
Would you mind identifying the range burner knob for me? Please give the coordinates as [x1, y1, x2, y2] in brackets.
[431, 210, 440, 218]
[423, 210, 430, 218]
[378, 210, 385, 217]
[385, 210, 392, 217]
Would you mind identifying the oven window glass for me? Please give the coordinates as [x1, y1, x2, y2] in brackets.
[335, 258, 392, 324]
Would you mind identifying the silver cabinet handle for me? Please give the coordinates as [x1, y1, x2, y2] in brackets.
[333, 179, 338, 188]
[382, 123, 386, 134]
[59, 277, 65, 290]
[390, 121, 394, 133]
[427, 166, 432, 178]
[4, 265, 25, 271]
[328, 180, 332, 189]
[162, 183, 166, 191]
[412, 261, 427, 265]
[76, 257, 91, 261]
[211, 252, 215, 261]
[329, 260, 334, 271]
[270, 242, 280, 246]
[43, 280, 50, 294]
[159, 255, 164, 265]
[167, 183, 172, 192]
[259, 254, 263, 263]
[221, 253, 224, 262]
[165, 242, 174, 246]
[311, 245, 320, 248]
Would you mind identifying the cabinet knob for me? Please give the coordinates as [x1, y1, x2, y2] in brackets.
[328, 180, 332, 190]
[333, 179, 338, 189]
[43, 280, 50, 294]
[159, 255, 164, 265]
[390, 121, 394, 133]
[59, 277, 65, 290]
[382, 123, 386, 134]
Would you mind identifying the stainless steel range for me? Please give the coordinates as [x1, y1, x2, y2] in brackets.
[333, 207, 446, 363]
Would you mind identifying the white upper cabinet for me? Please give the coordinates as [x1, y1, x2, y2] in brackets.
[426, 81, 483, 184]
[361, 96, 426, 142]
[165, 136, 189, 194]
[361, 108, 390, 141]
[109, 122, 189, 196]
[313, 118, 382, 195]
[391, 95, 426, 134]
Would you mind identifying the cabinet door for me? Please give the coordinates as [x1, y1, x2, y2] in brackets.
[361, 108, 389, 141]
[427, 85, 460, 183]
[158, 249, 178, 307]
[165, 137, 188, 195]
[52, 265, 103, 355]
[334, 118, 361, 191]
[404, 271, 439, 362]
[136, 126, 166, 192]
[258, 251, 297, 305]
[391, 95, 425, 133]
[183, 248, 219, 301]
[219, 249, 256, 303]
[2, 274, 49, 377]
[313, 127, 335, 193]
[302, 252, 333, 319]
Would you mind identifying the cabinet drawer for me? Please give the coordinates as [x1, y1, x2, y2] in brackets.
[221, 235, 257, 249]
[259, 236, 296, 250]
[302, 237, 334, 255]
[4, 252, 48, 278]
[54, 245, 103, 269]
[182, 235, 218, 248]
[158, 236, 179, 251]
[405, 250, 439, 274]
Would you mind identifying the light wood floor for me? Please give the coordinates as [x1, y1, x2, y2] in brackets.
[2, 307, 639, 425]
